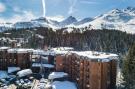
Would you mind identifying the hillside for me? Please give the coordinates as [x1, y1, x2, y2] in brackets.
[1, 27, 135, 54]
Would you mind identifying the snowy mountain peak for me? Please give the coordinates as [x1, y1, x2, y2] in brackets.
[126, 7, 135, 11]
[79, 7, 135, 33]
[66, 16, 77, 21]
[32, 17, 49, 23]
[1, 7, 135, 33]
[59, 16, 77, 27]
[110, 9, 121, 13]
[64, 16, 77, 22]
[123, 7, 135, 15]
[99, 8, 134, 23]
[74, 17, 94, 25]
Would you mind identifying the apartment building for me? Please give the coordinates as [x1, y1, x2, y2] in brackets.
[56, 51, 118, 89]
[0, 47, 32, 70]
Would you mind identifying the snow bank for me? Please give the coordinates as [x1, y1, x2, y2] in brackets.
[48, 72, 68, 80]
[32, 63, 54, 68]
[0, 71, 9, 79]
[8, 67, 20, 73]
[51, 81, 77, 89]
[17, 69, 32, 77]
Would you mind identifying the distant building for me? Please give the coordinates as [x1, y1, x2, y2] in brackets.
[0, 47, 32, 70]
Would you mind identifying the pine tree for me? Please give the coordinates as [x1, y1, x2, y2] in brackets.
[123, 43, 135, 89]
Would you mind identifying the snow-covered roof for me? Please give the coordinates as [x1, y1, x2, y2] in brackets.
[8, 48, 34, 53]
[7, 48, 55, 55]
[0, 71, 9, 79]
[0, 47, 10, 51]
[41, 56, 48, 60]
[8, 49, 17, 53]
[51, 81, 77, 89]
[32, 63, 54, 68]
[52, 48, 118, 62]
[33, 49, 55, 56]
[53, 50, 69, 55]
[16, 49, 29, 53]
[32, 49, 45, 55]
[8, 67, 20, 73]
[17, 69, 32, 77]
[52, 47, 74, 51]
[48, 72, 68, 80]
[52, 47, 74, 55]
[71, 51, 118, 62]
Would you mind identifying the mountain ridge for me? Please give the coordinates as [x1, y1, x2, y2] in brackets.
[1, 7, 135, 33]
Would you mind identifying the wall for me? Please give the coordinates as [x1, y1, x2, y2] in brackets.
[55, 53, 117, 89]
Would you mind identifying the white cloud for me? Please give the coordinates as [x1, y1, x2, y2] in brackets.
[2, 7, 36, 23]
[0, 11, 36, 23]
[13, 11, 36, 22]
[47, 15, 65, 21]
[80, 0, 99, 5]
[0, 2, 6, 13]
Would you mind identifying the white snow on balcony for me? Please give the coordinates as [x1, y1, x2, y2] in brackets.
[32, 63, 54, 68]
[8, 67, 20, 73]
[48, 72, 68, 80]
[17, 69, 32, 77]
[51, 81, 77, 89]
[0, 71, 9, 79]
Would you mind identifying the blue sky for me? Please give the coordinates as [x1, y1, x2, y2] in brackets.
[0, 0, 135, 22]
